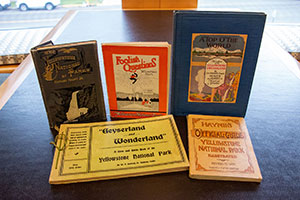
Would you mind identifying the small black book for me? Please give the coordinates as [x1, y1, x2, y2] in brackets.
[31, 40, 106, 131]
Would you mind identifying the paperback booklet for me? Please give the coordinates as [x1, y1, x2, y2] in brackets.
[187, 114, 262, 182]
[171, 11, 266, 117]
[49, 115, 189, 184]
[102, 42, 171, 119]
[31, 40, 106, 131]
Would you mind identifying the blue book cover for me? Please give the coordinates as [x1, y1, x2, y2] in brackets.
[171, 11, 266, 117]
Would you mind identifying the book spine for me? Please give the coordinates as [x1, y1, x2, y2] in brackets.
[92, 43, 107, 121]
[238, 14, 266, 117]
[171, 11, 180, 115]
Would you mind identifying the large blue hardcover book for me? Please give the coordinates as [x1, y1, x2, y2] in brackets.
[171, 11, 266, 117]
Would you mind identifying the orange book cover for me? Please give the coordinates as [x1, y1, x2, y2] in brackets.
[187, 114, 262, 182]
[102, 42, 171, 118]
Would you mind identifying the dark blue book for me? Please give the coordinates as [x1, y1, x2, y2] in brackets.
[171, 11, 266, 117]
[31, 40, 107, 131]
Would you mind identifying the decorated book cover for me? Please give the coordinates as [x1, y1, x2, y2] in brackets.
[31, 40, 106, 131]
[49, 115, 189, 184]
[171, 11, 266, 117]
[187, 114, 262, 182]
[102, 42, 171, 119]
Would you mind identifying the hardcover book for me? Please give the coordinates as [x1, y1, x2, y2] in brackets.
[49, 115, 189, 184]
[171, 11, 266, 117]
[102, 42, 171, 118]
[187, 114, 262, 182]
[31, 40, 106, 131]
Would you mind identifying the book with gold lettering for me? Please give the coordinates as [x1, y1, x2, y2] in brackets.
[49, 115, 189, 184]
[102, 42, 171, 119]
[187, 114, 262, 182]
[31, 40, 106, 131]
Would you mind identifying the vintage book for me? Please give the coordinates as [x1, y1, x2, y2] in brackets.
[49, 115, 189, 184]
[102, 42, 171, 119]
[171, 11, 266, 117]
[187, 114, 262, 182]
[31, 40, 106, 131]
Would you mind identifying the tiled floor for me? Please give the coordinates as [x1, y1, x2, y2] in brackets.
[265, 24, 300, 61]
[0, 28, 51, 64]
[199, 0, 300, 24]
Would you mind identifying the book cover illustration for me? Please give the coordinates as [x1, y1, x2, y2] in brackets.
[102, 43, 170, 119]
[187, 114, 262, 182]
[31, 41, 106, 130]
[49, 115, 189, 184]
[189, 34, 247, 103]
[171, 11, 266, 117]
[113, 54, 159, 111]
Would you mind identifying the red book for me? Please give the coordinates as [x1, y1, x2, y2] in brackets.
[102, 42, 171, 118]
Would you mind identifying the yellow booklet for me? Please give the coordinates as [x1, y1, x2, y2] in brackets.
[187, 114, 262, 182]
[49, 115, 189, 184]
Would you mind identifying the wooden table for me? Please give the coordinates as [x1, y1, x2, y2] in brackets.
[1, 10, 300, 199]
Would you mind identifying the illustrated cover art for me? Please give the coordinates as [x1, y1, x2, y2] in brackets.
[102, 43, 170, 118]
[187, 114, 262, 182]
[189, 34, 247, 103]
[171, 11, 266, 117]
[31, 40, 106, 130]
[49, 115, 189, 184]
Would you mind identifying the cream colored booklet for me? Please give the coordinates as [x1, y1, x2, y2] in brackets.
[187, 114, 262, 182]
[49, 115, 189, 184]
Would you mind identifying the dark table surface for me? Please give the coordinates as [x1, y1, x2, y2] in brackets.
[1, 10, 300, 200]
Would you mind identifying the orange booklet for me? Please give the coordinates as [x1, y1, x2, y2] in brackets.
[102, 42, 171, 118]
[187, 114, 262, 182]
